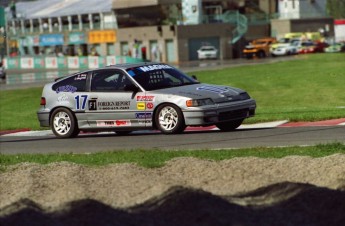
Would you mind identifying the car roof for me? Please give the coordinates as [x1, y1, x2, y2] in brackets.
[55, 62, 170, 82]
[105, 62, 167, 70]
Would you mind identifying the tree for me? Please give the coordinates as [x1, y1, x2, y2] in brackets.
[327, 0, 345, 19]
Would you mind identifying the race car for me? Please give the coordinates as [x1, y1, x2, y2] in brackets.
[37, 63, 256, 138]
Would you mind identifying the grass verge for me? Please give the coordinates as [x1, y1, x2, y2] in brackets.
[1, 143, 344, 170]
[0, 53, 345, 130]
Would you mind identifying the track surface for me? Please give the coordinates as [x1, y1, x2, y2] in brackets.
[1, 125, 344, 154]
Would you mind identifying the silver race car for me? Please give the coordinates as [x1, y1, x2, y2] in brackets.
[37, 63, 256, 138]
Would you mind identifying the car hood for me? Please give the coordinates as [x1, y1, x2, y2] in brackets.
[153, 84, 246, 103]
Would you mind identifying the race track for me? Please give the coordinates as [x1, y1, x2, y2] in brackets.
[1, 125, 344, 154]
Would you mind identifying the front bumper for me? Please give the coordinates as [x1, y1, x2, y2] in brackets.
[183, 99, 256, 126]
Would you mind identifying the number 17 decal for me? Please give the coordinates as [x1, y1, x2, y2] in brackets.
[75, 95, 88, 110]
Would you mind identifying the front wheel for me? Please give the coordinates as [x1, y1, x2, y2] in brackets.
[51, 108, 79, 138]
[155, 104, 186, 134]
[216, 119, 243, 132]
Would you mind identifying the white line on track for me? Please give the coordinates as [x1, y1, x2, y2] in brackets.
[2, 121, 290, 137]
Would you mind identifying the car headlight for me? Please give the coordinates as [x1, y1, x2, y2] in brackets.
[186, 98, 214, 107]
[239, 92, 251, 100]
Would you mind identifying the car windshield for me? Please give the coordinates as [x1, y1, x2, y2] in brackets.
[201, 47, 215, 51]
[126, 64, 199, 91]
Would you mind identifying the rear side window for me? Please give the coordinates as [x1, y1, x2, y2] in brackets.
[91, 69, 133, 92]
[52, 73, 87, 93]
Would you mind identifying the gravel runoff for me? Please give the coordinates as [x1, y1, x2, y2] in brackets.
[1, 155, 345, 225]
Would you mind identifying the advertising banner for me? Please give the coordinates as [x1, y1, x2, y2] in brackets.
[68, 32, 86, 45]
[20, 36, 40, 47]
[40, 34, 64, 46]
[34, 57, 45, 69]
[20, 57, 34, 69]
[67, 57, 79, 69]
[79, 56, 88, 69]
[57, 57, 67, 69]
[45, 57, 58, 69]
[4, 58, 19, 69]
[88, 30, 116, 44]
[88, 56, 99, 69]
[106, 56, 116, 66]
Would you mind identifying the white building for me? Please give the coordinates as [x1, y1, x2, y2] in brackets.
[278, 0, 327, 19]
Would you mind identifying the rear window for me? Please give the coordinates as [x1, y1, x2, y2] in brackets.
[52, 73, 87, 93]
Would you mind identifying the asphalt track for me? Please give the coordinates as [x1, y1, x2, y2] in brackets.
[1, 123, 344, 154]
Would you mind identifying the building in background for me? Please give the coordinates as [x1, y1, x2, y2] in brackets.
[3, 0, 335, 64]
[272, 0, 334, 40]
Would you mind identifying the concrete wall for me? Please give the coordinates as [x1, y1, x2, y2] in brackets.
[271, 17, 334, 39]
[176, 23, 234, 61]
[290, 17, 334, 37]
[271, 19, 291, 38]
[116, 25, 176, 62]
[244, 24, 271, 40]
[115, 23, 236, 62]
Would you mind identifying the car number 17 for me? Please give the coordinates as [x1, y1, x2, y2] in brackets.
[75, 95, 88, 110]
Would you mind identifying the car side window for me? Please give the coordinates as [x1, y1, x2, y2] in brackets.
[91, 70, 132, 92]
[52, 73, 87, 93]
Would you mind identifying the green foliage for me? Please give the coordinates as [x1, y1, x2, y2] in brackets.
[327, 0, 345, 19]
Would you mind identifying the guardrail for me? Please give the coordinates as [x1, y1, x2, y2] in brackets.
[3, 56, 144, 70]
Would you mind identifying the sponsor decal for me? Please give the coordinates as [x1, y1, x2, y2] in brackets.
[136, 95, 155, 102]
[138, 119, 152, 125]
[115, 120, 131, 126]
[137, 102, 146, 110]
[75, 95, 88, 110]
[97, 101, 130, 110]
[56, 85, 77, 93]
[146, 102, 154, 109]
[135, 112, 153, 119]
[57, 94, 69, 102]
[88, 99, 97, 111]
[96, 120, 131, 127]
[75, 74, 87, 80]
[138, 64, 173, 72]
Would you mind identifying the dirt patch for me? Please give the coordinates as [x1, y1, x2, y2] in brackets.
[1, 155, 345, 225]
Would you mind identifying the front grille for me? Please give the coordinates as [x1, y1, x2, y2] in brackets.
[218, 109, 249, 121]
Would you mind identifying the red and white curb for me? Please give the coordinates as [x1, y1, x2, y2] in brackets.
[2, 119, 344, 137]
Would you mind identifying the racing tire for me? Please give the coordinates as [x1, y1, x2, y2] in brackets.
[258, 51, 266, 58]
[155, 104, 186, 134]
[216, 119, 244, 132]
[51, 108, 80, 138]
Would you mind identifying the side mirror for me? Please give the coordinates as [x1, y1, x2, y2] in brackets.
[192, 75, 198, 81]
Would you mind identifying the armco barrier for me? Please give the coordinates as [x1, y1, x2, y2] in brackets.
[3, 56, 144, 70]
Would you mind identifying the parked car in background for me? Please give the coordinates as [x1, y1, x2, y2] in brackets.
[197, 46, 218, 60]
[324, 42, 345, 53]
[270, 38, 299, 56]
[242, 37, 276, 59]
[293, 40, 317, 54]
[37, 63, 256, 138]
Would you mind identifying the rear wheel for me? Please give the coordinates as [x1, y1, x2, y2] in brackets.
[51, 108, 79, 138]
[258, 51, 266, 58]
[216, 119, 243, 132]
[155, 104, 186, 134]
